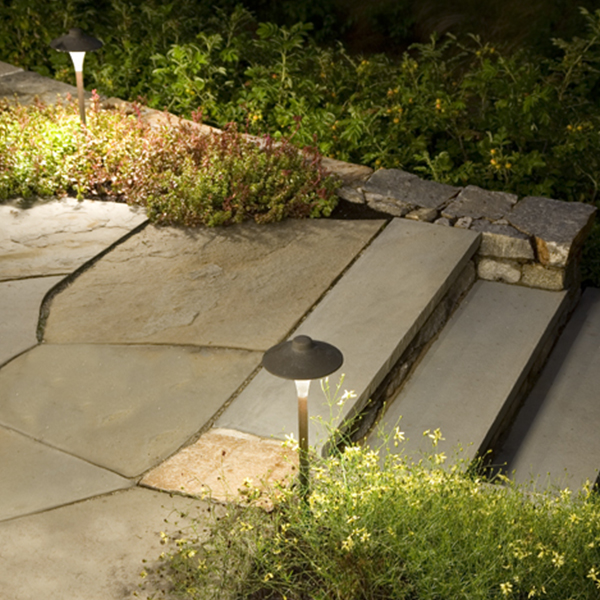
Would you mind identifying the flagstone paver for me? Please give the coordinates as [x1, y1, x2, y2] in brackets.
[0, 198, 147, 280]
[43, 219, 385, 349]
[0, 344, 261, 477]
[0, 276, 63, 365]
[0, 487, 209, 600]
[0, 426, 131, 521]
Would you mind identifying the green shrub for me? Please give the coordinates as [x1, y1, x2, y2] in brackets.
[150, 396, 600, 600]
[0, 96, 338, 226]
[146, 7, 600, 205]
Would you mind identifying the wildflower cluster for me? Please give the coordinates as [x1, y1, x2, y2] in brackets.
[152, 421, 600, 600]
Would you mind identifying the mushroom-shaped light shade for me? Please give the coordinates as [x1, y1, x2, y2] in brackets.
[50, 28, 103, 72]
[50, 28, 103, 53]
[262, 335, 343, 381]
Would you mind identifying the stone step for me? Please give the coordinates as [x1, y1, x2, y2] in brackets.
[216, 218, 480, 447]
[368, 280, 570, 465]
[493, 287, 600, 490]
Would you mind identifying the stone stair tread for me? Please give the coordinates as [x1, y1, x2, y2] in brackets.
[494, 287, 600, 489]
[369, 281, 569, 464]
[216, 218, 480, 446]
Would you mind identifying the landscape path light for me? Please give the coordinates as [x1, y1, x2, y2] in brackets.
[50, 28, 103, 125]
[262, 335, 343, 497]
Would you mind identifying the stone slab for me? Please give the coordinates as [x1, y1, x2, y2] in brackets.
[0, 487, 210, 600]
[44, 219, 384, 349]
[477, 258, 522, 284]
[0, 69, 85, 106]
[508, 196, 596, 268]
[142, 428, 298, 504]
[495, 288, 600, 490]
[443, 185, 517, 221]
[0, 276, 63, 366]
[362, 168, 460, 211]
[471, 219, 534, 260]
[0, 198, 148, 280]
[0, 61, 22, 77]
[0, 344, 261, 477]
[521, 263, 566, 291]
[217, 219, 480, 446]
[321, 157, 373, 185]
[0, 426, 131, 521]
[370, 281, 569, 463]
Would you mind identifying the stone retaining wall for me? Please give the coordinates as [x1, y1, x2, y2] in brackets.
[328, 162, 597, 291]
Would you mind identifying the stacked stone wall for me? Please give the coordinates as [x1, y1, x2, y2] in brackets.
[325, 159, 597, 291]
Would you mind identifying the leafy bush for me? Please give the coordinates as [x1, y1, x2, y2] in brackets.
[0, 96, 338, 226]
[149, 387, 600, 600]
[146, 7, 600, 205]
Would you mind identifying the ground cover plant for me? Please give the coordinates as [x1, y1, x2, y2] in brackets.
[0, 95, 338, 226]
[146, 389, 600, 600]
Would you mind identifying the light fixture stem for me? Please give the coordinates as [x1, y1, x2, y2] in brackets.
[297, 394, 309, 497]
[75, 70, 86, 125]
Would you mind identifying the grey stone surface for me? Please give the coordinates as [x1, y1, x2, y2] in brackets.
[0, 61, 22, 77]
[0, 198, 147, 280]
[44, 219, 384, 349]
[477, 258, 522, 284]
[370, 280, 568, 463]
[405, 207, 438, 222]
[495, 288, 600, 490]
[521, 264, 565, 291]
[471, 219, 534, 260]
[321, 157, 372, 185]
[336, 185, 365, 204]
[0, 69, 86, 106]
[0, 426, 131, 521]
[0, 344, 261, 477]
[0, 276, 63, 366]
[362, 168, 460, 211]
[0, 487, 208, 600]
[365, 197, 411, 217]
[443, 185, 517, 221]
[217, 219, 480, 445]
[508, 196, 597, 268]
[455, 216, 473, 229]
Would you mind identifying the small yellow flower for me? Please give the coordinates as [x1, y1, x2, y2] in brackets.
[341, 537, 355, 552]
[263, 572, 274, 582]
[393, 118, 400, 124]
[490, 158, 497, 165]
[500, 581, 513, 596]
[505, 162, 512, 169]
[551, 552, 565, 568]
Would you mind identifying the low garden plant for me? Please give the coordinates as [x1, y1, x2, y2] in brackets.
[145, 383, 600, 600]
[0, 95, 338, 226]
